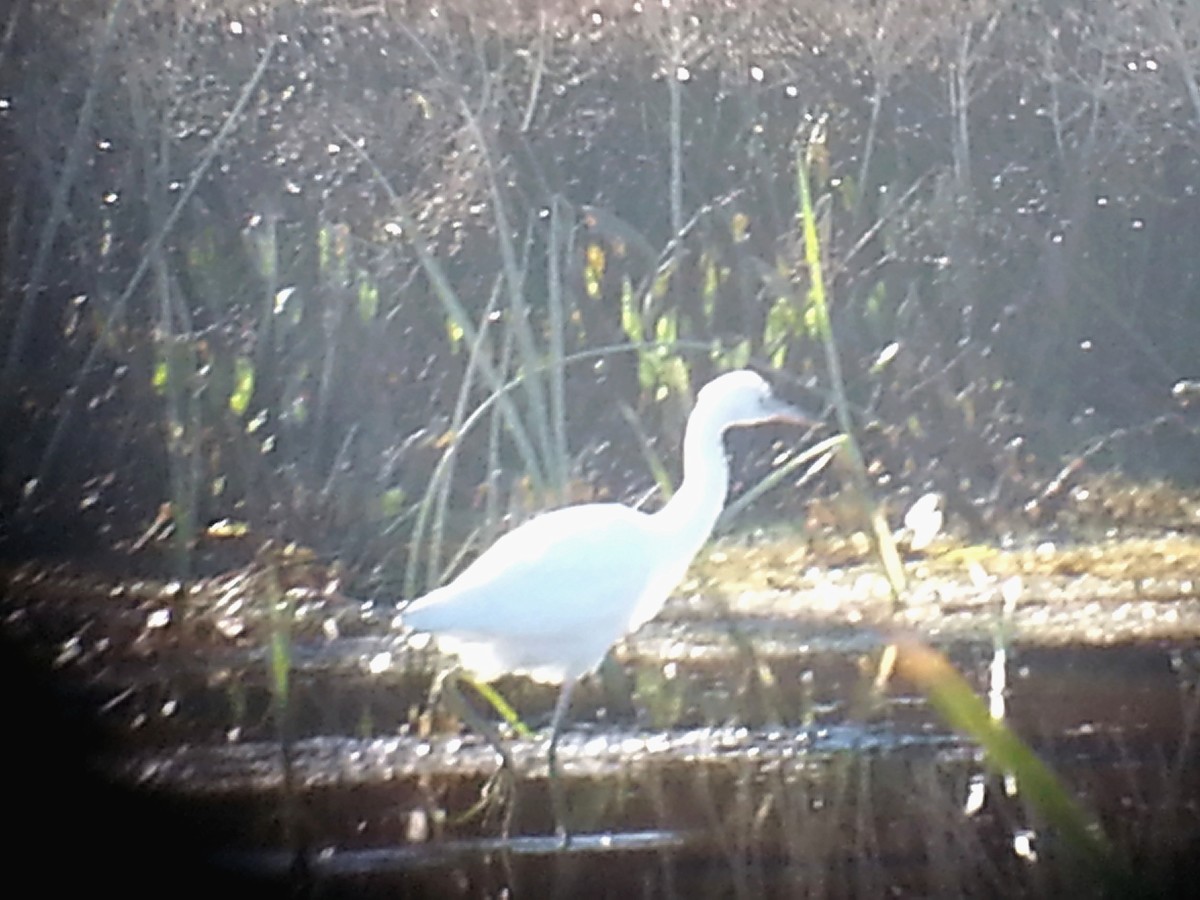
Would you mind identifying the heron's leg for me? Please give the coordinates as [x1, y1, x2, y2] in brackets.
[547, 678, 577, 845]
[434, 668, 520, 837]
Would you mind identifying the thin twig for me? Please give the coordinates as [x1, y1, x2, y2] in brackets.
[0, 0, 26, 72]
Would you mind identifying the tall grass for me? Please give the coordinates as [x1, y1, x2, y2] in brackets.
[795, 124, 1129, 888]
[890, 636, 1131, 892]
[0, 0, 128, 424]
[29, 35, 281, 520]
[338, 26, 826, 594]
[794, 121, 907, 605]
[259, 545, 311, 880]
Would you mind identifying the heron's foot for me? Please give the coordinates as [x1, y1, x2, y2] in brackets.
[548, 740, 572, 846]
[484, 762, 521, 838]
[555, 817, 572, 849]
[452, 758, 519, 837]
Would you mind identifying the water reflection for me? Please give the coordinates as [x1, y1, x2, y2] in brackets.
[3, 556, 1199, 896]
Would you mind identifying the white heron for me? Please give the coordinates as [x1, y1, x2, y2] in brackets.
[399, 369, 813, 836]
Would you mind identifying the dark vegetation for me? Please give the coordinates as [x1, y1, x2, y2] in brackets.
[3, 5, 1200, 896]
[3, 0, 1200, 583]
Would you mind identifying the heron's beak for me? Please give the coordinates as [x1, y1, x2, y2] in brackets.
[767, 396, 818, 426]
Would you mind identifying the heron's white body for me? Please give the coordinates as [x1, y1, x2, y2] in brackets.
[403, 504, 679, 682]
[401, 369, 808, 686]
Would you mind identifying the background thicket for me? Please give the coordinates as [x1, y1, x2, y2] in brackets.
[2, 0, 1198, 579]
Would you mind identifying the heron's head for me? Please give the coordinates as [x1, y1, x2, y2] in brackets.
[696, 369, 814, 431]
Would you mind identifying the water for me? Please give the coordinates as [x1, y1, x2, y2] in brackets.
[2, 539, 1199, 897]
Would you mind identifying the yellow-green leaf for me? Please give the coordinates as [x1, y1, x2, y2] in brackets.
[229, 356, 255, 416]
[152, 359, 169, 392]
[358, 280, 380, 321]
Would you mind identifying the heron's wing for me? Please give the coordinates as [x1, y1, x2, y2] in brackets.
[403, 504, 660, 644]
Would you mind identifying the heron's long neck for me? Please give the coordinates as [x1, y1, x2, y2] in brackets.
[652, 412, 729, 559]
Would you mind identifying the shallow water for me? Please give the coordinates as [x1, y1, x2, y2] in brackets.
[2, 538, 1199, 897]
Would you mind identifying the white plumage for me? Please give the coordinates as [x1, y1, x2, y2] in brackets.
[400, 369, 812, 799]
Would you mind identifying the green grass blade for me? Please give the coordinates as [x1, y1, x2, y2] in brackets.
[463, 675, 533, 739]
[891, 636, 1133, 891]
